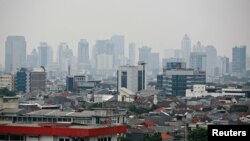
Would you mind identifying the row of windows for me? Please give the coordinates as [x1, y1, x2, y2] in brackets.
[98, 137, 112, 141]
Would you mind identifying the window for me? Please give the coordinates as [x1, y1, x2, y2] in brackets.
[121, 71, 127, 88]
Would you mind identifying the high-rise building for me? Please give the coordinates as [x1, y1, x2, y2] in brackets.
[15, 68, 30, 93]
[38, 42, 52, 68]
[139, 46, 151, 63]
[205, 45, 217, 77]
[129, 43, 136, 66]
[27, 49, 38, 68]
[162, 58, 184, 69]
[181, 34, 191, 67]
[111, 35, 125, 67]
[78, 39, 90, 69]
[30, 67, 46, 92]
[149, 53, 160, 76]
[118, 63, 146, 93]
[190, 52, 206, 71]
[57, 43, 73, 71]
[193, 41, 205, 52]
[217, 56, 229, 76]
[5, 36, 26, 73]
[157, 69, 206, 96]
[247, 56, 250, 71]
[139, 46, 160, 77]
[92, 40, 114, 70]
[0, 74, 14, 91]
[232, 46, 246, 73]
[15, 67, 46, 93]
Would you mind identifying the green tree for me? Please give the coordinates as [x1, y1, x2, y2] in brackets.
[128, 104, 137, 112]
[143, 132, 162, 141]
[0, 88, 16, 96]
[119, 136, 130, 141]
[188, 128, 207, 141]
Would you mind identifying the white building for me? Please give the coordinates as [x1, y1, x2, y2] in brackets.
[181, 34, 191, 67]
[186, 85, 245, 97]
[118, 64, 146, 93]
[0, 74, 14, 91]
[118, 87, 135, 102]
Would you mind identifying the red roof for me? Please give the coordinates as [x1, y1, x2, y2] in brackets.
[143, 120, 155, 127]
[154, 107, 165, 112]
[161, 133, 174, 139]
[0, 125, 127, 137]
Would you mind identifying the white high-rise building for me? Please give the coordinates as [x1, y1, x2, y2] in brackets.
[181, 34, 191, 67]
[5, 36, 26, 73]
[118, 64, 146, 93]
[129, 43, 136, 66]
[78, 39, 90, 70]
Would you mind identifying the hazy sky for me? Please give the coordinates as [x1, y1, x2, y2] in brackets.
[0, 0, 250, 66]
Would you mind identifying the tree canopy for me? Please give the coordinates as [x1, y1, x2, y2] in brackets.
[142, 132, 162, 141]
[0, 88, 16, 96]
[188, 128, 207, 141]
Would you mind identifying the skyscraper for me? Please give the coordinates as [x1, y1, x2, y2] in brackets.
[232, 46, 246, 73]
[181, 34, 191, 67]
[92, 40, 114, 69]
[27, 48, 38, 68]
[38, 42, 52, 68]
[149, 53, 160, 76]
[57, 43, 73, 71]
[5, 36, 26, 73]
[111, 35, 125, 67]
[205, 45, 217, 77]
[217, 56, 229, 76]
[78, 39, 90, 69]
[190, 52, 206, 71]
[139, 46, 151, 63]
[129, 43, 136, 66]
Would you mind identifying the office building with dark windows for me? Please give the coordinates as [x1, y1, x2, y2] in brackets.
[118, 63, 146, 93]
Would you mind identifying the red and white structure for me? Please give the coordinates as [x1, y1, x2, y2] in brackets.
[0, 123, 127, 141]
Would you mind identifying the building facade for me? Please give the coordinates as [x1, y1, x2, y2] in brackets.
[181, 34, 191, 68]
[30, 68, 46, 92]
[38, 42, 53, 68]
[157, 69, 206, 96]
[232, 46, 246, 73]
[118, 64, 146, 93]
[129, 43, 136, 66]
[0, 74, 14, 91]
[78, 39, 90, 70]
[5, 36, 26, 73]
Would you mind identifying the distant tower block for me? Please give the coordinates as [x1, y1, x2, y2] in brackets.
[68, 64, 71, 76]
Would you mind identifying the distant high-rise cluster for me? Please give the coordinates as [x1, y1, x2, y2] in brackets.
[1, 34, 248, 85]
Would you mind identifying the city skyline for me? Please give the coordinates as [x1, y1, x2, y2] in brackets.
[1, 0, 250, 66]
